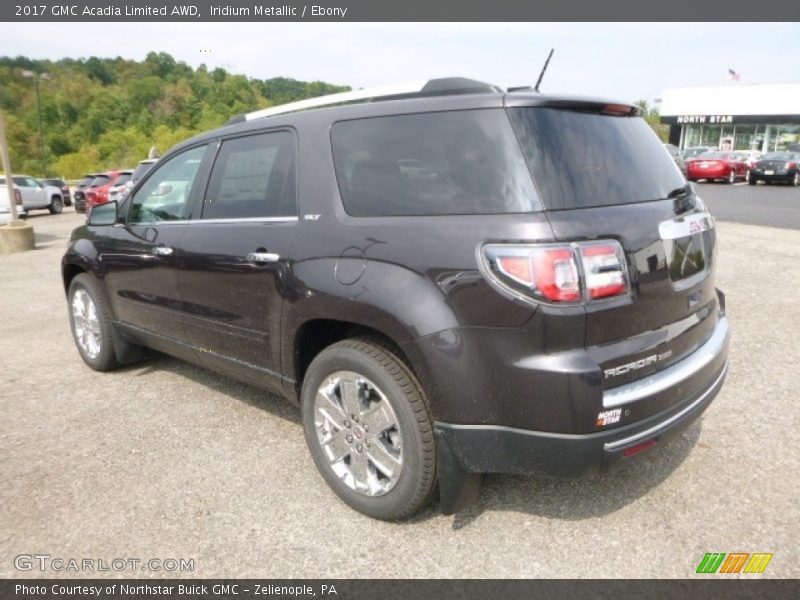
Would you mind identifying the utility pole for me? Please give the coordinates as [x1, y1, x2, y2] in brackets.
[21, 70, 50, 178]
[0, 112, 20, 221]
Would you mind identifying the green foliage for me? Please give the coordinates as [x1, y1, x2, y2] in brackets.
[635, 99, 669, 142]
[0, 54, 350, 178]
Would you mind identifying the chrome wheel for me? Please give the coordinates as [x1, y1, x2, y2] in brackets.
[313, 371, 403, 497]
[71, 288, 101, 359]
[728, 170, 735, 184]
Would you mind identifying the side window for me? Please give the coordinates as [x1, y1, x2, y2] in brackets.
[331, 110, 539, 217]
[201, 131, 296, 220]
[129, 145, 207, 224]
[13, 177, 28, 187]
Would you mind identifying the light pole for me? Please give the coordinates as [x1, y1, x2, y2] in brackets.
[21, 70, 50, 178]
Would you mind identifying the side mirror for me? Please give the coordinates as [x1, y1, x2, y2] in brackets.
[87, 201, 119, 226]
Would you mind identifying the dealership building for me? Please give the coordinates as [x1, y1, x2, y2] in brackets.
[659, 83, 800, 153]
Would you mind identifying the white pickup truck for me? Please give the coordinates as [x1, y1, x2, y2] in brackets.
[0, 175, 64, 222]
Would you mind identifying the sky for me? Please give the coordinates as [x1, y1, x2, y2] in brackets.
[1, 22, 799, 104]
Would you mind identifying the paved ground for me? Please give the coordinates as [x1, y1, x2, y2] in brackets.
[1, 207, 798, 579]
[698, 180, 800, 230]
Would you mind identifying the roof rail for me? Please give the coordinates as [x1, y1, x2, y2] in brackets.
[237, 77, 500, 122]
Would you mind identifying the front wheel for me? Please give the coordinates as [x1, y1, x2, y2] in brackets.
[68, 274, 119, 371]
[49, 196, 63, 214]
[301, 339, 437, 520]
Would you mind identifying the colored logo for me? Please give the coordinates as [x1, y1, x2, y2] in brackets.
[696, 552, 773, 574]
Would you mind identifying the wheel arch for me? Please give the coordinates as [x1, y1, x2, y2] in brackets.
[289, 317, 416, 398]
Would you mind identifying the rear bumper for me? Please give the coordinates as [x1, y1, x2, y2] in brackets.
[751, 170, 795, 182]
[688, 168, 727, 179]
[435, 314, 730, 513]
[436, 360, 726, 476]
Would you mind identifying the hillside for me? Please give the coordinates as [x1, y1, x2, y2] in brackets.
[0, 53, 350, 178]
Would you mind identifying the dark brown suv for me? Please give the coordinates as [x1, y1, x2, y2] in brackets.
[62, 78, 729, 520]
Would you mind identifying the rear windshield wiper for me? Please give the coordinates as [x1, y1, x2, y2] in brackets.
[666, 185, 689, 199]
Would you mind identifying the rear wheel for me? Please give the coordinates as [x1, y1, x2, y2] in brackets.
[793, 172, 799, 187]
[301, 338, 436, 520]
[727, 170, 736, 184]
[49, 196, 63, 214]
[749, 177, 757, 185]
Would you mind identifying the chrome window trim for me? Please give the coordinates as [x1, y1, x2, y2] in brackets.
[128, 216, 299, 226]
[603, 316, 729, 409]
[603, 362, 728, 452]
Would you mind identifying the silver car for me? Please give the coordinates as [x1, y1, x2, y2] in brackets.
[0, 175, 64, 215]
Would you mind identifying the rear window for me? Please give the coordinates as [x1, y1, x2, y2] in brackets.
[508, 108, 685, 210]
[697, 152, 730, 160]
[331, 109, 540, 217]
[762, 153, 793, 161]
[115, 173, 132, 186]
[78, 176, 95, 186]
[90, 175, 110, 187]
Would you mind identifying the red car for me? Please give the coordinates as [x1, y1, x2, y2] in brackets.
[85, 171, 126, 213]
[686, 151, 750, 183]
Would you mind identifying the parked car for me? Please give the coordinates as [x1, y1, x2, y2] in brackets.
[0, 175, 63, 215]
[749, 152, 800, 186]
[62, 78, 729, 520]
[682, 146, 711, 160]
[42, 178, 72, 206]
[126, 158, 158, 194]
[85, 171, 127, 213]
[107, 170, 133, 204]
[686, 151, 749, 183]
[663, 143, 686, 174]
[0, 183, 23, 224]
[73, 174, 98, 213]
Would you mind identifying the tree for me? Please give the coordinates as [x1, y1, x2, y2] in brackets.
[0, 53, 350, 177]
[635, 99, 669, 142]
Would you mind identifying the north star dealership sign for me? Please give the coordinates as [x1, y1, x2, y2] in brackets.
[675, 115, 734, 124]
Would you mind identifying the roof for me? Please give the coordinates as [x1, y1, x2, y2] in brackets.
[168, 77, 635, 157]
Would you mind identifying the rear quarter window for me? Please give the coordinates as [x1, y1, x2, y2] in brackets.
[331, 109, 540, 217]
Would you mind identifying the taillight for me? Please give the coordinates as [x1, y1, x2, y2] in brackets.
[580, 242, 628, 299]
[483, 240, 630, 305]
[787, 162, 797, 169]
[14, 189, 21, 204]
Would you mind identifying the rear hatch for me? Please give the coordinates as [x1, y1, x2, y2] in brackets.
[507, 102, 723, 428]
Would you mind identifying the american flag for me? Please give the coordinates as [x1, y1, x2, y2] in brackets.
[727, 68, 741, 82]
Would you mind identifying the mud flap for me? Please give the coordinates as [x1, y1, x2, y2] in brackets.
[111, 323, 146, 365]
[435, 428, 482, 514]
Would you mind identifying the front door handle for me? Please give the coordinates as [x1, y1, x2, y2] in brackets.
[247, 252, 280, 264]
[152, 246, 173, 256]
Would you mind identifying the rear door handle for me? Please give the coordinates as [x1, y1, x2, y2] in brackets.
[152, 246, 173, 256]
[247, 252, 280, 264]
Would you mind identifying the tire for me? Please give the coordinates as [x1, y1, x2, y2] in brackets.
[727, 170, 736, 184]
[49, 196, 63, 214]
[67, 273, 120, 371]
[749, 177, 757, 186]
[793, 172, 800, 187]
[301, 338, 436, 520]
[744, 169, 751, 183]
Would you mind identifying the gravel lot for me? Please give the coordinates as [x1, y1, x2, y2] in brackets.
[1, 208, 798, 579]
